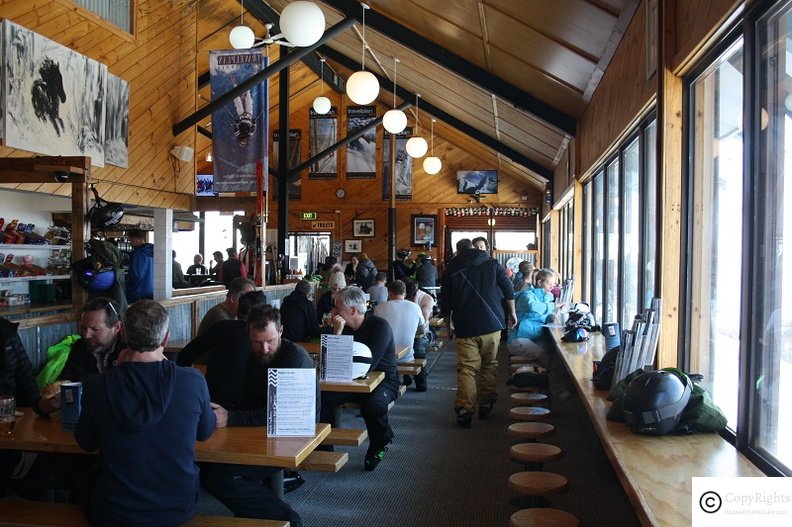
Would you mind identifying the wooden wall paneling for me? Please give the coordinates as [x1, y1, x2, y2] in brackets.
[577, 1, 655, 176]
[670, 0, 741, 73]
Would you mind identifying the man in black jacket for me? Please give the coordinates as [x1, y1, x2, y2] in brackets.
[200, 304, 315, 527]
[441, 239, 517, 428]
[320, 286, 399, 471]
[280, 280, 321, 342]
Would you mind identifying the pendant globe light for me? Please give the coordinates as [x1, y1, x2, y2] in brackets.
[405, 94, 428, 158]
[382, 57, 407, 134]
[423, 119, 442, 174]
[346, 3, 379, 105]
[229, 0, 255, 49]
[279, 1, 326, 47]
[313, 58, 331, 114]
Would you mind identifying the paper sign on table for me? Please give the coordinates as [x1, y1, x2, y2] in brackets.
[266, 368, 316, 436]
[319, 334, 354, 381]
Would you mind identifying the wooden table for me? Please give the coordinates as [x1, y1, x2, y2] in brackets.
[302, 339, 410, 360]
[0, 409, 330, 499]
[547, 326, 764, 527]
[320, 370, 384, 394]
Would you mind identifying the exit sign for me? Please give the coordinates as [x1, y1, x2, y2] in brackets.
[299, 212, 318, 220]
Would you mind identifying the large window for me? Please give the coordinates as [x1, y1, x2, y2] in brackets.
[582, 116, 656, 329]
[683, 0, 792, 475]
[687, 38, 744, 431]
[557, 200, 574, 282]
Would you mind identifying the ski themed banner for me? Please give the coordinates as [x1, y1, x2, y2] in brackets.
[209, 49, 267, 193]
[382, 127, 412, 200]
[346, 106, 376, 179]
[271, 129, 301, 200]
[309, 107, 338, 179]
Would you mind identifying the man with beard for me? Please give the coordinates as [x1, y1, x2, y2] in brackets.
[38, 297, 125, 412]
[200, 305, 316, 527]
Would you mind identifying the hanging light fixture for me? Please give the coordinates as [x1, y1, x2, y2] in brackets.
[405, 94, 428, 158]
[313, 58, 331, 114]
[423, 119, 442, 174]
[229, 0, 255, 49]
[382, 57, 407, 134]
[346, 3, 379, 105]
[279, 1, 326, 47]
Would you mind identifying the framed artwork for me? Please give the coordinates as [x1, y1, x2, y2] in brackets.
[353, 219, 374, 237]
[411, 215, 437, 246]
[345, 239, 362, 253]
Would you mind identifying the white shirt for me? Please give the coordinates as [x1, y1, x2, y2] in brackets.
[368, 284, 388, 305]
[374, 299, 427, 363]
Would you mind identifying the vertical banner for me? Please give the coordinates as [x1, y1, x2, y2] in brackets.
[382, 127, 413, 200]
[104, 73, 129, 168]
[209, 49, 268, 193]
[271, 129, 302, 200]
[346, 106, 376, 179]
[309, 107, 338, 179]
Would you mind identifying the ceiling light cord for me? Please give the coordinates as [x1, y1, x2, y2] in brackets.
[361, 3, 368, 71]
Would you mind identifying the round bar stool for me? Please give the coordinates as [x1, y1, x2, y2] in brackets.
[510, 443, 563, 471]
[511, 391, 550, 407]
[510, 406, 552, 422]
[509, 508, 580, 527]
[508, 471, 570, 508]
[507, 422, 555, 443]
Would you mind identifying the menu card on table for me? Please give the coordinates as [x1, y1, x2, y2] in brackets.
[319, 334, 354, 382]
[266, 368, 316, 436]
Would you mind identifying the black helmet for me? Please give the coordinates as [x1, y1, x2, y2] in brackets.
[561, 326, 588, 342]
[623, 370, 692, 435]
[396, 248, 410, 259]
[88, 186, 124, 230]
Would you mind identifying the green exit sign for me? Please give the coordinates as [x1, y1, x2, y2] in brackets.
[299, 212, 318, 220]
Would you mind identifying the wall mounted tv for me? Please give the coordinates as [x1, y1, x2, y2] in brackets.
[457, 170, 499, 195]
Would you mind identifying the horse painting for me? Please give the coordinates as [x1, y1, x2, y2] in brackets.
[31, 58, 66, 136]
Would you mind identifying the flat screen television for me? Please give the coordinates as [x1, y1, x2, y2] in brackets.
[457, 170, 498, 195]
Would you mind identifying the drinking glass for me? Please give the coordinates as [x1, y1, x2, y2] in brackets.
[0, 395, 15, 435]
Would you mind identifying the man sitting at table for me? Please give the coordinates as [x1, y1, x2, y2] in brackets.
[367, 272, 388, 305]
[321, 286, 400, 471]
[177, 290, 267, 409]
[75, 300, 215, 526]
[196, 277, 255, 337]
[36, 297, 126, 413]
[202, 304, 316, 527]
[280, 279, 321, 342]
[374, 280, 428, 391]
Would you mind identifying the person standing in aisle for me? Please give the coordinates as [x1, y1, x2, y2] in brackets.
[441, 239, 517, 428]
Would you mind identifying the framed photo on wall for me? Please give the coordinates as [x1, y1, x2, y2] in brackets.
[345, 239, 362, 253]
[353, 219, 375, 237]
[411, 215, 437, 246]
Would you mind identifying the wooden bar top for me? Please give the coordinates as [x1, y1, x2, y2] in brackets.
[547, 326, 764, 527]
[0, 409, 330, 469]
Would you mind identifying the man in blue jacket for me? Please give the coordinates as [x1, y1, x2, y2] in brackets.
[441, 239, 517, 428]
[75, 300, 215, 527]
[125, 228, 153, 303]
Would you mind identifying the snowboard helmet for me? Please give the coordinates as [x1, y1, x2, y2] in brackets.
[561, 326, 588, 342]
[623, 370, 692, 435]
[396, 248, 410, 259]
[88, 186, 124, 230]
[352, 341, 373, 379]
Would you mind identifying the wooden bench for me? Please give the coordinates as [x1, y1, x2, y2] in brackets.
[397, 358, 427, 376]
[0, 501, 289, 526]
[321, 428, 368, 446]
[298, 450, 349, 472]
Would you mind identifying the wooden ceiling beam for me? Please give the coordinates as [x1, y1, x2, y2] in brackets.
[320, 0, 576, 135]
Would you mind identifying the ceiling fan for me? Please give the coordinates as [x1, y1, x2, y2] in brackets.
[252, 23, 297, 48]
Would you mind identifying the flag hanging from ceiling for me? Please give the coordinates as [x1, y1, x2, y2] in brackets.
[346, 106, 376, 179]
[209, 50, 268, 193]
[309, 107, 338, 179]
[382, 127, 413, 200]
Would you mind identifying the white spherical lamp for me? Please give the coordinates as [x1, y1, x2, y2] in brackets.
[279, 1, 326, 47]
[313, 96, 331, 115]
[405, 136, 428, 158]
[383, 109, 407, 134]
[229, 25, 255, 49]
[346, 70, 379, 105]
[423, 156, 442, 174]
